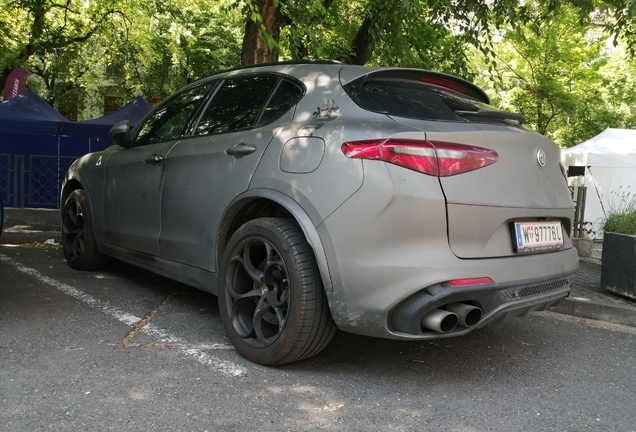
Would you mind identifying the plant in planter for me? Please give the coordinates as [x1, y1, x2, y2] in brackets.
[601, 192, 636, 299]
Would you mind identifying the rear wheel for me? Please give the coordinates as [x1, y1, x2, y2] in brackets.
[218, 218, 335, 365]
[62, 189, 109, 270]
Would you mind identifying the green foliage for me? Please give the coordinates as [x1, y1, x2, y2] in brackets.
[3, 0, 636, 125]
[603, 188, 636, 234]
[603, 211, 636, 235]
[471, 4, 636, 147]
[255, 0, 581, 72]
[0, 0, 111, 110]
[90, 0, 242, 101]
[0, 0, 242, 109]
[492, 5, 603, 137]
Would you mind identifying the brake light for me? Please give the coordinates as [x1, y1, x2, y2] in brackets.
[341, 139, 498, 177]
[419, 76, 466, 94]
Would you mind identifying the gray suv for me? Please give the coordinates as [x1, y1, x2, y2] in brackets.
[62, 61, 578, 365]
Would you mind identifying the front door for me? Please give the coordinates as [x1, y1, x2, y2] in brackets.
[102, 82, 216, 255]
[102, 141, 177, 254]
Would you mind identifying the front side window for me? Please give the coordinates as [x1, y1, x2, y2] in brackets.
[135, 83, 214, 145]
[194, 75, 280, 136]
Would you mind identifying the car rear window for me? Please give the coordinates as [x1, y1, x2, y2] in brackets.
[192, 75, 303, 136]
[194, 75, 279, 136]
[344, 77, 510, 125]
[257, 79, 304, 127]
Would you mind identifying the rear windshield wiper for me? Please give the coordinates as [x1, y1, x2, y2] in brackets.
[455, 109, 527, 124]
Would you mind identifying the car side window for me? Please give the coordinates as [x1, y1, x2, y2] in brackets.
[194, 75, 279, 136]
[256, 79, 304, 127]
[135, 83, 214, 145]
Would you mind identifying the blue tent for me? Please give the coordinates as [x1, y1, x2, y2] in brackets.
[0, 89, 69, 137]
[58, 96, 152, 155]
[0, 90, 69, 207]
[0, 89, 69, 122]
[59, 96, 152, 137]
[0, 90, 152, 208]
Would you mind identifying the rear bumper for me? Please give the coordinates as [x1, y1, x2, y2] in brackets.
[389, 268, 576, 339]
[318, 159, 579, 339]
[321, 226, 579, 339]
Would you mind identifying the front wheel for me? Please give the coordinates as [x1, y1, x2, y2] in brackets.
[218, 218, 335, 365]
[62, 189, 109, 270]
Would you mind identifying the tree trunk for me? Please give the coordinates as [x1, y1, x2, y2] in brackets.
[240, 0, 284, 65]
[348, 17, 375, 65]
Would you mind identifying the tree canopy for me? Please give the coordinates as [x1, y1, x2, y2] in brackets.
[471, 3, 636, 146]
[2, 0, 636, 146]
[0, 0, 243, 108]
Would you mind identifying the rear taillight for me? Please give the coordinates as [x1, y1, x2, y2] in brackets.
[341, 139, 498, 177]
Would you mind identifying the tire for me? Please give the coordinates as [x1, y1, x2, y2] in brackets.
[218, 218, 336, 365]
[62, 189, 110, 270]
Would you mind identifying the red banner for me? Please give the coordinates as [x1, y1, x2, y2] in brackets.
[3, 69, 29, 101]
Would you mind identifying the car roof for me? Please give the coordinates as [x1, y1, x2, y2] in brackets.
[185, 61, 490, 104]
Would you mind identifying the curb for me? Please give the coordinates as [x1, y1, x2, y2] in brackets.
[579, 256, 602, 266]
[0, 227, 61, 245]
[1, 208, 61, 245]
[548, 297, 636, 327]
[4, 207, 59, 227]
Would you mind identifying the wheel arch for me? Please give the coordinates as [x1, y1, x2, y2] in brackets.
[218, 189, 333, 293]
[61, 178, 84, 205]
[61, 175, 106, 252]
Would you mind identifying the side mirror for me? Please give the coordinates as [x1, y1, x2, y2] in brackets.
[109, 120, 132, 147]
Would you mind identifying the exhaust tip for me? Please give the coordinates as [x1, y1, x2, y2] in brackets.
[421, 309, 458, 333]
[446, 303, 483, 327]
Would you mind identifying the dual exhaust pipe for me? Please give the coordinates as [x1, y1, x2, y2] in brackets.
[420, 303, 483, 333]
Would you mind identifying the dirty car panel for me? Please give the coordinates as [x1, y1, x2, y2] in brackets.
[62, 62, 578, 365]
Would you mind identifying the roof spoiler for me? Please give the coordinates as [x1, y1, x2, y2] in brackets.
[361, 69, 490, 104]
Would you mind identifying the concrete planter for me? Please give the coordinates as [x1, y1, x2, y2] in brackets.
[572, 238, 593, 258]
[601, 232, 636, 300]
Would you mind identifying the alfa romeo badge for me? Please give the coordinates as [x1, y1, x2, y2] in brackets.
[536, 149, 547, 167]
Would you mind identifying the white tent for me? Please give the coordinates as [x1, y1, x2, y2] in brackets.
[561, 128, 636, 239]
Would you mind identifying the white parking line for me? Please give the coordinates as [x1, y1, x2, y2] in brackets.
[0, 253, 247, 377]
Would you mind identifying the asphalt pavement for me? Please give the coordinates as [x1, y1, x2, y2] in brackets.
[2, 207, 636, 328]
[2, 243, 635, 431]
[2, 208, 636, 431]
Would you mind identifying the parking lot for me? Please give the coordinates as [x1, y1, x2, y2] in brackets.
[1, 244, 635, 431]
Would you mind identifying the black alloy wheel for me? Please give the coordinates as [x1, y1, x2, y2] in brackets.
[62, 189, 109, 270]
[226, 235, 290, 347]
[219, 218, 335, 365]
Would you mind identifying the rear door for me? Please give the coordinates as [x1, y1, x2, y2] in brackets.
[157, 75, 304, 271]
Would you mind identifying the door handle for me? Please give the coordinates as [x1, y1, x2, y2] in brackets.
[144, 154, 164, 165]
[226, 143, 257, 159]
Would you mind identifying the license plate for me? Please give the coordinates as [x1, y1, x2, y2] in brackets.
[513, 221, 564, 253]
